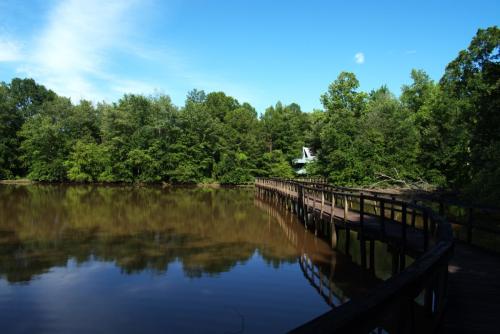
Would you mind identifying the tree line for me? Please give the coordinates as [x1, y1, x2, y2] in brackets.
[0, 27, 498, 204]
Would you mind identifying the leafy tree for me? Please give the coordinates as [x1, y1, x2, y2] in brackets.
[317, 72, 367, 183]
[0, 78, 55, 178]
[19, 97, 100, 181]
[401, 70, 436, 117]
[204, 91, 240, 121]
[222, 103, 261, 173]
[19, 97, 73, 181]
[304, 109, 326, 154]
[259, 150, 294, 178]
[440, 26, 500, 202]
[357, 87, 420, 184]
[216, 151, 253, 184]
[126, 148, 156, 182]
[0, 84, 15, 178]
[320, 72, 367, 118]
[169, 97, 225, 183]
[260, 102, 309, 162]
[65, 140, 109, 182]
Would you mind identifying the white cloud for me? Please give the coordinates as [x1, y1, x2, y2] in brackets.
[0, 37, 22, 62]
[405, 50, 417, 55]
[354, 52, 365, 64]
[9, 0, 260, 107]
[16, 0, 144, 102]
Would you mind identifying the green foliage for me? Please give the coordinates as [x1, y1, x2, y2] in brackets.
[359, 87, 420, 182]
[1, 26, 498, 205]
[19, 97, 100, 181]
[65, 140, 109, 182]
[439, 26, 500, 203]
[261, 102, 309, 161]
[317, 72, 366, 184]
[260, 150, 294, 178]
[216, 152, 254, 184]
[0, 78, 55, 178]
[320, 71, 367, 118]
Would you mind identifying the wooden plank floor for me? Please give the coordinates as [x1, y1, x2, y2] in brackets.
[441, 242, 500, 333]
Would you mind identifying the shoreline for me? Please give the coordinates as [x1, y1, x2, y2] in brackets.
[0, 179, 33, 185]
[0, 179, 254, 188]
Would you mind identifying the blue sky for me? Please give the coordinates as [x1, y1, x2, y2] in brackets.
[0, 0, 498, 113]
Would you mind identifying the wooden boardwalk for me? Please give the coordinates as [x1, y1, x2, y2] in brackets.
[253, 178, 499, 333]
[302, 196, 428, 256]
[300, 183, 500, 333]
[441, 242, 500, 333]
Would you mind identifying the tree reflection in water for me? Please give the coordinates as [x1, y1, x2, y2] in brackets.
[0, 185, 386, 333]
[0, 185, 301, 283]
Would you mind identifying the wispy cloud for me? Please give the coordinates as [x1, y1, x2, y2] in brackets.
[6, 0, 260, 106]
[15, 0, 149, 102]
[354, 52, 365, 64]
[0, 36, 22, 62]
[405, 50, 417, 55]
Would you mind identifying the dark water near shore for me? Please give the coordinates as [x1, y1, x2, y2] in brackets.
[0, 185, 382, 333]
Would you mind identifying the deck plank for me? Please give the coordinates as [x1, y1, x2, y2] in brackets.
[442, 242, 500, 333]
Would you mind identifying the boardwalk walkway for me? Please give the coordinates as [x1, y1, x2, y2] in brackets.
[256, 178, 500, 333]
[442, 242, 500, 334]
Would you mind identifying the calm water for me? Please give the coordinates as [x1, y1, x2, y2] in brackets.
[0, 185, 382, 333]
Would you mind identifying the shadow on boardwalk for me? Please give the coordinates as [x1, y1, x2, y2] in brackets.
[442, 242, 500, 334]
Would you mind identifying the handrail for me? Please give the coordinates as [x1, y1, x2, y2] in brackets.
[254, 177, 454, 333]
[259, 177, 500, 243]
[264, 177, 500, 212]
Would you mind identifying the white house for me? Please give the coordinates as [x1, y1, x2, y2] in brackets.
[292, 147, 316, 175]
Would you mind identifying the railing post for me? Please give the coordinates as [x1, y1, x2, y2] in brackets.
[304, 188, 309, 227]
[360, 193, 366, 268]
[298, 184, 304, 221]
[344, 195, 349, 222]
[359, 193, 364, 230]
[390, 195, 395, 221]
[400, 202, 407, 269]
[331, 191, 337, 248]
[380, 200, 386, 238]
[411, 203, 416, 228]
[321, 191, 325, 218]
[423, 211, 429, 251]
[331, 192, 335, 219]
[467, 207, 474, 244]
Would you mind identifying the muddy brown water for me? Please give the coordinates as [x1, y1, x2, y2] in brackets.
[0, 185, 389, 333]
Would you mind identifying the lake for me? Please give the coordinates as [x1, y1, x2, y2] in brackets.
[0, 185, 384, 333]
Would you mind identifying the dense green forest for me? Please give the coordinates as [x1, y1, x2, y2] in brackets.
[0, 27, 498, 204]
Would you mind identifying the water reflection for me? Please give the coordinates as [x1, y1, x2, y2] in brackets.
[254, 198, 382, 306]
[0, 185, 382, 333]
[0, 185, 299, 282]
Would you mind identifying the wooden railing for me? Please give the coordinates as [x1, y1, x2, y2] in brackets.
[265, 177, 500, 250]
[255, 178, 454, 333]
